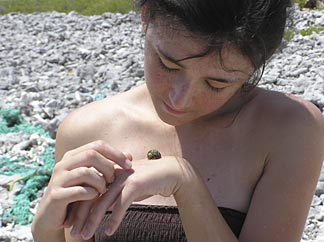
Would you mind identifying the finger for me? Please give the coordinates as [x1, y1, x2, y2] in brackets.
[104, 185, 136, 236]
[63, 203, 79, 228]
[61, 167, 107, 194]
[79, 194, 116, 240]
[80, 169, 133, 240]
[122, 152, 133, 162]
[113, 152, 133, 169]
[65, 140, 132, 169]
[54, 186, 99, 205]
[63, 151, 115, 184]
[69, 200, 94, 237]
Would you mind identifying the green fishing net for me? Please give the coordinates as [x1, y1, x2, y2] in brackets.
[0, 108, 54, 225]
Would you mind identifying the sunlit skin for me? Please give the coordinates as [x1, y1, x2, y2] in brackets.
[144, 21, 255, 126]
[32, 8, 324, 242]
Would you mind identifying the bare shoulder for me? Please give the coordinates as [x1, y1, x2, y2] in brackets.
[252, 88, 324, 164]
[239, 90, 324, 242]
[55, 85, 151, 160]
[251, 88, 324, 137]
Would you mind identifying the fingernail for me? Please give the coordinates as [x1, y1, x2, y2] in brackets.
[125, 159, 132, 168]
[70, 226, 78, 236]
[82, 227, 92, 240]
[105, 226, 113, 236]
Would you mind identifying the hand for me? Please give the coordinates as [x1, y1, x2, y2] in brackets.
[32, 140, 132, 234]
[73, 156, 186, 240]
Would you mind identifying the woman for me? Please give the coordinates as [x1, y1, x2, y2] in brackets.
[32, 0, 324, 242]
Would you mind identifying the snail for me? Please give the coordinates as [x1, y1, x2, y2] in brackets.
[147, 149, 162, 160]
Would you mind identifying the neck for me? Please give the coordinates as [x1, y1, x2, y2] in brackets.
[191, 88, 258, 128]
[219, 88, 257, 115]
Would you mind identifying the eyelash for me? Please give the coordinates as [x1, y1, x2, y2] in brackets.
[158, 56, 226, 93]
[158, 58, 179, 73]
[205, 81, 226, 93]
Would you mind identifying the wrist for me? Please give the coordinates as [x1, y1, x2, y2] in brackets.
[173, 157, 201, 202]
[32, 219, 65, 242]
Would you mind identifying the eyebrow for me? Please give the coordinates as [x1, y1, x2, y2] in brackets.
[156, 46, 185, 68]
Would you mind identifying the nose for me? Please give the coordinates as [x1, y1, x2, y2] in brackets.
[168, 78, 193, 110]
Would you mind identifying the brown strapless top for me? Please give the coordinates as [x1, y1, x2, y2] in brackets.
[95, 204, 246, 242]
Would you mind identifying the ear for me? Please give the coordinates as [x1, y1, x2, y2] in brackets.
[141, 5, 149, 33]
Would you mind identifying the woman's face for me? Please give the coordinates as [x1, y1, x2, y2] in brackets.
[144, 22, 254, 126]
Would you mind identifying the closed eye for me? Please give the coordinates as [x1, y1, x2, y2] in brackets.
[205, 80, 228, 92]
[158, 57, 181, 73]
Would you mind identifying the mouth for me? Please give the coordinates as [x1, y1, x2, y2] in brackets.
[163, 101, 187, 116]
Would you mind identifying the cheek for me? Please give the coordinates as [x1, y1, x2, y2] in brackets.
[194, 87, 238, 112]
[144, 58, 170, 91]
[196, 95, 222, 112]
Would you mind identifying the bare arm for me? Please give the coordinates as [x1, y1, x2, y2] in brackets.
[32, 114, 89, 242]
[174, 162, 239, 242]
[64, 98, 324, 242]
[175, 103, 324, 242]
[239, 104, 324, 242]
[32, 109, 132, 242]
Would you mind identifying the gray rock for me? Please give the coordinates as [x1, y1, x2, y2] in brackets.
[12, 140, 35, 151]
[312, 195, 323, 206]
[0, 80, 9, 90]
[316, 182, 324, 196]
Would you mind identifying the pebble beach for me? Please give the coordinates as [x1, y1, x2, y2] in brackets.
[0, 8, 324, 242]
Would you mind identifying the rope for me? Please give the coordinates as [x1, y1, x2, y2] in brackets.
[0, 108, 54, 225]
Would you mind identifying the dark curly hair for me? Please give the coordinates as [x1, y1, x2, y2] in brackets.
[135, 0, 293, 91]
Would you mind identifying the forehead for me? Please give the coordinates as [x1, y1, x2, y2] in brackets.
[146, 23, 254, 74]
[147, 21, 210, 58]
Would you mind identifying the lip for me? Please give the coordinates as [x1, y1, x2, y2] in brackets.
[163, 101, 187, 116]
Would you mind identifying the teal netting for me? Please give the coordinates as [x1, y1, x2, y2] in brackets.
[0, 108, 54, 225]
[0, 108, 49, 137]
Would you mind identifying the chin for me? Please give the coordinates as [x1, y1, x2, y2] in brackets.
[156, 109, 202, 127]
[154, 111, 186, 126]
[150, 97, 202, 126]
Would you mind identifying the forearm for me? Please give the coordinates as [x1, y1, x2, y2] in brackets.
[174, 164, 239, 242]
[31, 224, 65, 242]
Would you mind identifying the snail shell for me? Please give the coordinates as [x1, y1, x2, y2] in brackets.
[147, 149, 162, 160]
